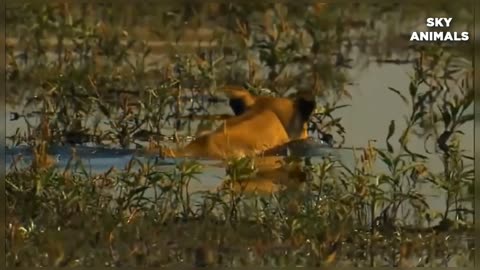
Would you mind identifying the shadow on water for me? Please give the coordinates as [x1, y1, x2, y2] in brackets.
[5, 138, 344, 186]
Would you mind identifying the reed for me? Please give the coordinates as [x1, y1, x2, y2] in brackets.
[5, 1, 474, 267]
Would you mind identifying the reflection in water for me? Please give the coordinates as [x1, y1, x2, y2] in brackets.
[5, 62, 473, 216]
[5, 2, 473, 267]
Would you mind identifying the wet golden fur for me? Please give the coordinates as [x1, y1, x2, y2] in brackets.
[223, 86, 313, 140]
[156, 86, 316, 160]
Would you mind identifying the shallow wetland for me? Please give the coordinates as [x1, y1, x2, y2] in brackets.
[5, 1, 474, 267]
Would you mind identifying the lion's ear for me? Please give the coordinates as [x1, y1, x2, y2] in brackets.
[229, 98, 248, 115]
[295, 91, 317, 122]
[220, 85, 256, 116]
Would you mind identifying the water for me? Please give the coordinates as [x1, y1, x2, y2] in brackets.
[5, 58, 473, 217]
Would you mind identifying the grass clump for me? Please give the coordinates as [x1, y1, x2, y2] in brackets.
[6, 1, 473, 267]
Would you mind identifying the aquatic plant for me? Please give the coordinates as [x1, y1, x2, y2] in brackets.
[5, 1, 474, 267]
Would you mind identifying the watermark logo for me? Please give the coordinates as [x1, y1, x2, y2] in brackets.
[410, 18, 469, 42]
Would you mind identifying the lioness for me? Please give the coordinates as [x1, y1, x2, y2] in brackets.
[156, 86, 316, 160]
[222, 86, 314, 141]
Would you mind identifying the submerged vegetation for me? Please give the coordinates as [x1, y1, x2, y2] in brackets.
[5, 1, 474, 267]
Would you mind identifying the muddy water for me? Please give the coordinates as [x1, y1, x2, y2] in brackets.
[5, 60, 474, 217]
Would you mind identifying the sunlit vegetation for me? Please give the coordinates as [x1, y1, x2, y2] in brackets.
[5, 1, 474, 267]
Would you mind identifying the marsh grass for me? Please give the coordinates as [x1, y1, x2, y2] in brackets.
[5, 1, 474, 267]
